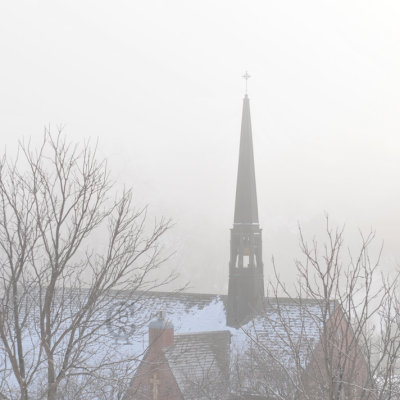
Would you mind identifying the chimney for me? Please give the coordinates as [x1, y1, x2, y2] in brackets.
[148, 311, 174, 354]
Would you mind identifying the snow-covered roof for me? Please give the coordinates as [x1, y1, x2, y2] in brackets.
[132, 292, 333, 398]
[135, 291, 331, 367]
[1, 289, 334, 399]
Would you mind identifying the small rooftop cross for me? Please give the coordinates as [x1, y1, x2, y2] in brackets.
[242, 71, 251, 94]
[150, 373, 160, 400]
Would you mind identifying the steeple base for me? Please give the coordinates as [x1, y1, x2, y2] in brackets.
[227, 268, 264, 328]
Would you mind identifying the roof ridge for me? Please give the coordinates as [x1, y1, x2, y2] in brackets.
[175, 330, 231, 337]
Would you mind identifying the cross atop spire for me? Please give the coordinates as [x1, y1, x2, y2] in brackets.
[242, 71, 251, 94]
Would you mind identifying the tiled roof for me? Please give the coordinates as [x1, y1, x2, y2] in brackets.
[134, 291, 331, 368]
[163, 330, 231, 400]
[1, 289, 335, 398]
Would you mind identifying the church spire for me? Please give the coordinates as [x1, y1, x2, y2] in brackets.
[227, 85, 264, 328]
[234, 94, 259, 225]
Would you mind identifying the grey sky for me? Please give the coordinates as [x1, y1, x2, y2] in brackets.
[1, 0, 400, 293]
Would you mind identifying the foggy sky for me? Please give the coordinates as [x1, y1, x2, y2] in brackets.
[1, 0, 400, 293]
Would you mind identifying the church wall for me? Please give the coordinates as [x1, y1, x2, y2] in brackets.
[126, 351, 183, 400]
[299, 307, 371, 399]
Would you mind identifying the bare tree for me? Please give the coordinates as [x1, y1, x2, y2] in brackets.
[0, 132, 174, 400]
[233, 217, 400, 400]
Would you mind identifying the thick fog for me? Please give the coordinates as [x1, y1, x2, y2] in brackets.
[1, 1, 400, 293]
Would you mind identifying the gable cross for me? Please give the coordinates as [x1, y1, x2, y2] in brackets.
[150, 373, 160, 400]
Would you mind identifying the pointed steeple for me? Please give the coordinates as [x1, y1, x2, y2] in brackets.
[234, 95, 259, 225]
[227, 91, 264, 329]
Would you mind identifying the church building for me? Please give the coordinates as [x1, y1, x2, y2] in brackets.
[125, 90, 370, 400]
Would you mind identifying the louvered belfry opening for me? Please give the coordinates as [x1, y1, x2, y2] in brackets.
[227, 95, 265, 328]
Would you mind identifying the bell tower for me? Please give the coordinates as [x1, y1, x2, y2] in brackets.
[227, 87, 264, 328]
